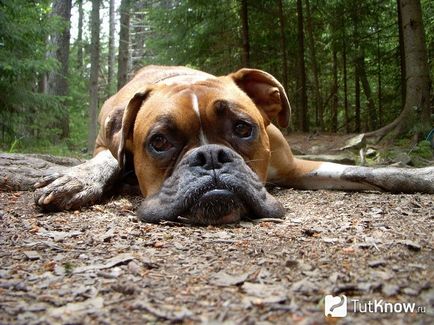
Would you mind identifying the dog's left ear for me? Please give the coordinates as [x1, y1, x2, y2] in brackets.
[228, 68, 291, 128]
[117, 88, 153, 168]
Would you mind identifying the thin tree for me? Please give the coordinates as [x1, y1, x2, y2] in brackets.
[352, 0, 361, 133]
[334, 4, 351, 133]
[117, 0, 131, 90]
[355, 65, 361, 133]
[240, 0, 250, 67]
[88, 0, 100, 153]
[366, 0, 431, 142]
[76, 0, 84, 70]
[107, 0, 116, 96]
[357, 50, 377, 130]
[47, 0, 72, 138]
[338, 1, 352, 133]
[131, 1, 147, 70]
[331, 45, 338, 132]
[376, 14, 383, 126]
[277, 0, 288, 92]
[342, 33, 350, 132]
[296, 0, 308, 131]
[305, 0, 322, 129]
[397, 0, 406, 107]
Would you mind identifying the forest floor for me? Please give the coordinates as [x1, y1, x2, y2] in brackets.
[285, 132, 357, 154]
[1, 134, 433, 324]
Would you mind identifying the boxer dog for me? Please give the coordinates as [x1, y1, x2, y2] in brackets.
[34, 66, 434, 225]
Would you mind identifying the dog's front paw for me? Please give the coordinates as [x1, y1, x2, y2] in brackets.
[34, 171, 104, 211]
[34, 150, 121, 211]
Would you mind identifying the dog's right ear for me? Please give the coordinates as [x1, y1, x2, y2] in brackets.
[228, 68, 291, 128]
[116, 89, 153, 168]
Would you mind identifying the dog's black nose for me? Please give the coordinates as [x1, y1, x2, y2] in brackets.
[189, 145, 235, 170]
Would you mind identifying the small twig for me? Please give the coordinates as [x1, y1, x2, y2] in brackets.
[159, 220, 190, 227]
[251, 218, 284, 224]
[205, 239, 238, 244]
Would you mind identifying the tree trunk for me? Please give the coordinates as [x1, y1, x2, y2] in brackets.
[366, 0, 431, 143]
[0, 153, 82, 191]
[305, 0, 322, 130]
[357, 51, 377, 130]
[117, 0, 131, 90]
[355, 64, 361, 133]
[377, 20, 383, 126]
[343, 38, 350, 133]
[88, 0, 100, 153]
[240, 0, 250, 68]
[352, 0, 361, 133]
[47, 0, 72, 139]
[76, 0, 84, 71]
[397, 0, 406, 107]
[277, 0, 288, 92]
[131, 1, 147, 72]
[38, 35, 49, 94]
[296, 0, 308, 132]
[331, 45, 338, 132]
[107, 0, 116, 97]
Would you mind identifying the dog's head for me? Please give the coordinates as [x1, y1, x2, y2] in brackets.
[112, 69, 290, 225]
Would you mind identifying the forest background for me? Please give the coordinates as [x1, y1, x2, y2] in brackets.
[0, 0, 432, 158]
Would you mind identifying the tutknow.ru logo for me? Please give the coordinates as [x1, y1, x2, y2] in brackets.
[325, 295, 347, 317]
[324, 295, 426, 317]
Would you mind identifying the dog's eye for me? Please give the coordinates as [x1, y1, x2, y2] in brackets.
[233, 121, 253, 138]
[150, 134, 173, 152]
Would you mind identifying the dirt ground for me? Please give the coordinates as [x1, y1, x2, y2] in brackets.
[285, 132, 358, 154]
[1, 187, 433, 324]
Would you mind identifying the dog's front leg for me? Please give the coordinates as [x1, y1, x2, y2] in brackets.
[34, 150, 121, 211]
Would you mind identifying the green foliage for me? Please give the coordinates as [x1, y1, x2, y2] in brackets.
[147, 0, 241, 75]
[0, 0, 65, 151]
[63, 261, 74, 275]
[395, 138, 411, 147]
[145, 0, 432, 134]
[146, 0, 297, 80]
[422, 0, 433, 76]
[67, 61, 91, 156]
[7, 137, 22, 153]
[410, 140, 433, 160]
[1, 0, 432, 156]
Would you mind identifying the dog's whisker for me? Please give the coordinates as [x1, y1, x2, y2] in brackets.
[244, 158, 267, 163]
[176, 216, 193, 223]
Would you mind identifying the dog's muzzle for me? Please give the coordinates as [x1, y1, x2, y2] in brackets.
[137, 144, 285, 225]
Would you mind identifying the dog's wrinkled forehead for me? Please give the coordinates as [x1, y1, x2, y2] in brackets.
[144, 80, 263, 140]
[150, 87, 203, 141]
